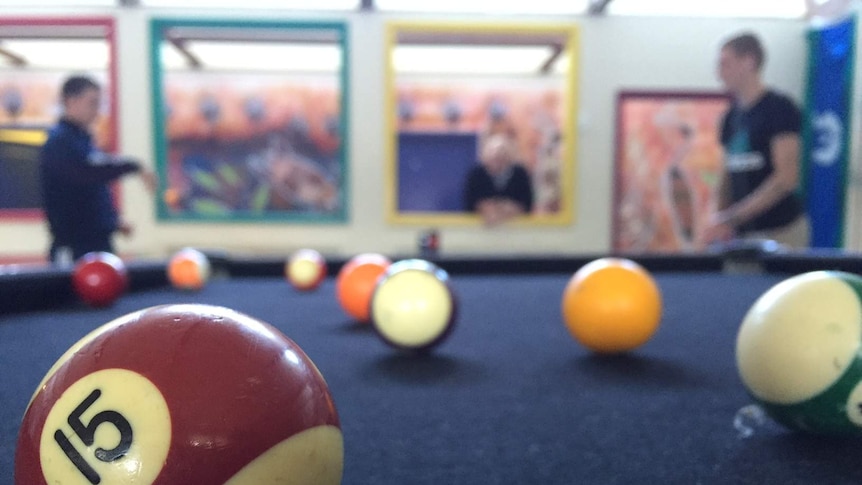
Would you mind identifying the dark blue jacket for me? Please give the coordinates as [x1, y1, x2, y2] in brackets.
[39, 118, 139, 245]
[463, 164, 534, 214]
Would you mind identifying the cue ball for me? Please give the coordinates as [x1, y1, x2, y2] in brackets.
[736, 271, 862, 434]
[15, 304, 343, 484]
[336, 253, 391, 322]
[167, 248, 210, 291]
[370, 259, 457, 351]
[286, 249, 327, 291]
[561, 258, 662, 353]
[71, 252, 128, 308]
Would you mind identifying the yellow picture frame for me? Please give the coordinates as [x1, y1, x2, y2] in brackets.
[384, 21, 579, 226]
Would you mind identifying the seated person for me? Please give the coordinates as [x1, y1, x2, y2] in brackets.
[464, 134, 534, 226]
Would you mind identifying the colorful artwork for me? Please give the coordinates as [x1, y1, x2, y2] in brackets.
[613, 92, 730, 253]
[0, 19, 113, 219]
[161, 74, 341, 218]
[386, 22, 577, 226]
[151, 20, 348, 222]
[0, 71, 111, 146]
[396, 82, 564, 216]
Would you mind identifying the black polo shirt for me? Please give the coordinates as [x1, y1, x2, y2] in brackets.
[720, 90, 804, 232]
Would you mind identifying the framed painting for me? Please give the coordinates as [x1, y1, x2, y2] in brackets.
[151, 18, 349, 222]
[0, 17, 117, 220]
[613, 91, 731, 252]
[385, 21, 578, 226]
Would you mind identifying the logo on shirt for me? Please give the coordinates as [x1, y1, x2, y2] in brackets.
[812, 110, 842, 167]
[726, 152, 765, 172]
[725, 128, 764, 172]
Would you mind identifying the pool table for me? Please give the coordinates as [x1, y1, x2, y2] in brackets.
[2, 250, 862, 484]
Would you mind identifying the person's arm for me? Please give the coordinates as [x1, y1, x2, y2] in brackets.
[516, 165, 534, 214]
[702, 112, 737, 243]
[714, 170, 732, 211]
[477, 199, 505, 225]
[44, 137, 140, 186]
[497, 166, 533, 218]
[464, 168, 483, 213]
[718, 133, 800, 227]
[465, 173, 507, 225]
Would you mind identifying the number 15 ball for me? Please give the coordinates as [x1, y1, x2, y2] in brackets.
[15, 304, 342, 484]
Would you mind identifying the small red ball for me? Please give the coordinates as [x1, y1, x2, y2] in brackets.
[71, 252, 128, 308]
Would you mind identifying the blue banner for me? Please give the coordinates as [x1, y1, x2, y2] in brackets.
[804, 16, 856, 248]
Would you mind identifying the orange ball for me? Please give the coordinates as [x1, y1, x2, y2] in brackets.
[167, 248, 211, 291]
[561, 258, 662, 353]
[336, 253, 391, 322]
[164, 187, 180, 207]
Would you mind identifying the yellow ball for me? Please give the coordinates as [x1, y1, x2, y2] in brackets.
[561, 258, 662, 353]
[285, 249, 327, 291]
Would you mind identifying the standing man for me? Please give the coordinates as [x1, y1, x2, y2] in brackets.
[703, 33, 809, 248]
[40, 75, 155, 263]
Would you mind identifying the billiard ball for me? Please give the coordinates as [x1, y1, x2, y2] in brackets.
[167, 248, 210, 291]
[336, 253, 391, 322]
[370, 259, 457, 352]
[286, 249, 327, 291]
[15, 304, 343, 484]
[71, 252, 128, 308]
[561, 257, 662, 353]
[736, 271, 862, 434]
[163, 187, 185, 211]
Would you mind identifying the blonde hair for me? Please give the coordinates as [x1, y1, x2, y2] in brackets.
[481, 133, 516, 161]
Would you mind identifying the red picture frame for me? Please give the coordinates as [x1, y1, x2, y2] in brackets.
[0, 16, 117, 221]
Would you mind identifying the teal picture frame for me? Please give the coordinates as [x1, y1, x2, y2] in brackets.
[150, 18, 350, 223]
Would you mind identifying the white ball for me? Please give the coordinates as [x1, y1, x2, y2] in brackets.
[371, 260, 456, 351]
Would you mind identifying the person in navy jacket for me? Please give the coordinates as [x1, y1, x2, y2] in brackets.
[39, 75, 155, 263]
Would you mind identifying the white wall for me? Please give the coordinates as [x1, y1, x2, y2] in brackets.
[0, 8, 810, 259]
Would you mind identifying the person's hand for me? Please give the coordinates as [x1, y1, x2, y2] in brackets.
[702, 213, 735, 244]
[118, 220, 134, 238]
[497, 200, 525, 219]
[477, 200, 504, 227]
[139, 170, 157, 194]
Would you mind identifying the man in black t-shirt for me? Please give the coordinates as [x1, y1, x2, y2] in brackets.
[703, 33, 809, 248]
[463, 133, 533, 226]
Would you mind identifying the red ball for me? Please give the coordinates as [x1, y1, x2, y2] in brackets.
[71, 252, 128, 307]
[15, 304, 343, 484]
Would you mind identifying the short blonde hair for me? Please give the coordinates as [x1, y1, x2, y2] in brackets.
[481, 133, 515, 161]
